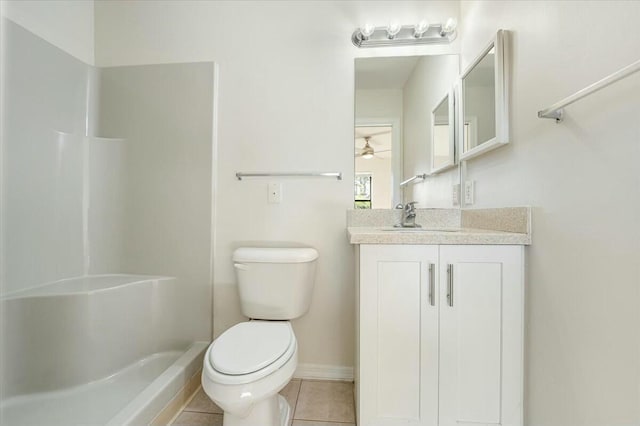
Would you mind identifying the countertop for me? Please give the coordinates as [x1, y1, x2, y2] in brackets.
[347, 226, 531, 245]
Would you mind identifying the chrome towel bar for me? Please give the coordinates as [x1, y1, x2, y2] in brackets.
[236, 172, 342, 180]
[399, 173, 429, 187]
[538, 58, 640, 123]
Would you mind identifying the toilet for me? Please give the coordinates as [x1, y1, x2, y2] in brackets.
[202, 246, 319, 426]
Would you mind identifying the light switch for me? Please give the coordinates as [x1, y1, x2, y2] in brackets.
[268, 183, 282, 204]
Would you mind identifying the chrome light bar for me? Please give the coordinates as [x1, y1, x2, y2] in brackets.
[352, 21, 457, 48]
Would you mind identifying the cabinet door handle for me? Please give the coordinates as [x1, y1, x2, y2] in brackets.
[428, 263, 435, 306]
[447, 264, 453, 307]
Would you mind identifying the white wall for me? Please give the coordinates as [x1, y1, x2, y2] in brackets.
[402, 55, 459, 207]
[355, 89, 403, 120]
[1, 0, 94, 65]
[459, 1, 640, 425]
[94, 0, 460, 370]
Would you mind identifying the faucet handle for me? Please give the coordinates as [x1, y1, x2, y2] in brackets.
[405, 201, 418, 211]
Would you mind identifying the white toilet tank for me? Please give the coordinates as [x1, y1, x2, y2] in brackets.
[232, 247, 319, 320]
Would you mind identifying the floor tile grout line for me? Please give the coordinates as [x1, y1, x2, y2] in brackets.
[291, 378, 303, 421]
[292, 379, 356, 424]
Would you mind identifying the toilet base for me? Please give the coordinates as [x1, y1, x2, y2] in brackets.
[222, 394, 290, 426]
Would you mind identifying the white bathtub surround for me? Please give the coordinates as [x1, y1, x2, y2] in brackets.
[107, 344, 208, 426]
[0, 275, 208, 426]
[1, 20, 91, 294]
[1, 17, 215, 425]
[96, 61, 216, 343]
[150, 367, 204, 426]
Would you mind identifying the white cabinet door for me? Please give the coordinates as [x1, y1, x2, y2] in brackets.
[438, 245, 524, 426]
[359, 244, 439, 426]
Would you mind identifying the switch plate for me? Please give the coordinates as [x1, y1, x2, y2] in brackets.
[268, 183, 282, 204]
[452, 184, 460, 206]
[464, 180, 474, 205]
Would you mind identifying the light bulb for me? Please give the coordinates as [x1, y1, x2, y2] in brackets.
[414, 19, 429, 37]
[386, 21, 401, 39]
[360, 24, 375, 40]
[442, 17, 457, 35]
[362, 152, 374, 160]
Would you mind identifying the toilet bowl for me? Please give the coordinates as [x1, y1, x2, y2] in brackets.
[202, 321, 298, 426]
[201, 246, 318, 426]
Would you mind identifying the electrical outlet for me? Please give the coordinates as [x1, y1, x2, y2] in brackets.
[268, 183, 282, 204]
[464, 180, 474, 205]
[452, 184, 460, 206]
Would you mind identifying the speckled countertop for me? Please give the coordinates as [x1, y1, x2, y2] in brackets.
[347, 207, 532, 245]
[348, 226, 530, 245]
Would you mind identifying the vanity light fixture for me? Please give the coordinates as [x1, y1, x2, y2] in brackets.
[386, 22, 401, 39]
[352, 18, 457, 48]
[414, 20, 430, 38]
[440, 18, 457, 36]
[360, 24, 375, 40]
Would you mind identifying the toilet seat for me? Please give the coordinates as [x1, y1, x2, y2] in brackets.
[205, 321, 296, 385]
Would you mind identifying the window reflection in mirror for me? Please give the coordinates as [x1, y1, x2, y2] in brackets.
[462, 47, 496, 151]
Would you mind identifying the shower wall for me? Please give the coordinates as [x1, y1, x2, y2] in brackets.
[2, 19, 89, 295]
[97, 63, 215, 342]
[1, 19, 214, 333]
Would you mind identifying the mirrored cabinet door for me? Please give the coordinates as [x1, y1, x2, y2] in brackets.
[458, 30, 510, 161]
[431, 88, 456, 174]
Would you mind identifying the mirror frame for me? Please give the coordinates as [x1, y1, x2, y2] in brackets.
[458, 29, 509, 161]
[430, 88, 456, 174]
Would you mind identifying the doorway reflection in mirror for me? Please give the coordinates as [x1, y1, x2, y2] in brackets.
[354, 126, 393, 209]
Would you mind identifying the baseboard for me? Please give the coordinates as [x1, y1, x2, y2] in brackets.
[293, 363, 354, 381]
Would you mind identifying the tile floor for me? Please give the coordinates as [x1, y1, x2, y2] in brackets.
[172, 379, 355, 426]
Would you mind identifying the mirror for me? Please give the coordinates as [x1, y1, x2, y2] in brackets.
[459, 29, 509, 161]
[355, 55, 459, 209]
[431, 89, 455, 173]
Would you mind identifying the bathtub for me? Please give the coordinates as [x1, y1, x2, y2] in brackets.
[0, 274, 208, 426]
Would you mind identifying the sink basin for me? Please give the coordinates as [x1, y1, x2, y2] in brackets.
[380, 227, 461, 233]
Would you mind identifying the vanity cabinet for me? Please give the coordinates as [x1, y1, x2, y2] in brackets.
[356, 244, 523, 426]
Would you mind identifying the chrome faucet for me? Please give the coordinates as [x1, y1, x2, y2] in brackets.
[395, 201, 421, 228]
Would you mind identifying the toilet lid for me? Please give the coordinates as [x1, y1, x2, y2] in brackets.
[209, 321, 294, 375]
